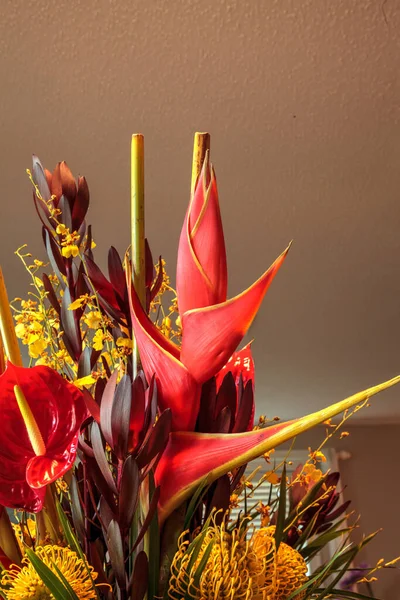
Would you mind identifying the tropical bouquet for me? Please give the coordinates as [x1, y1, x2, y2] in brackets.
[0, 132, 397, 599]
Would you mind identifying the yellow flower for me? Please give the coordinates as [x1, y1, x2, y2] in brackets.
[74, 375, 96, 389]
[116, 337, 133, 349]
[12, 519, 36, 552]
[303, 463, 323, 486]
[61, 244, 80, 258]
[169, 520, 275, 600]
[68, 294, 93, 310]
[93, 329, 106, 351]
[84, 311, 102, 329]
[252, 526, 308, 599]
[170, 521, 308, 600]
[28, 338, 48, 359]
[308, 448, 327, 463]
[1, 545, 99, 599]
[56, 224, 69, 235]
[264, 470, 280, 484]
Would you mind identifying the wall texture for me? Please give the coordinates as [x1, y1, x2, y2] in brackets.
[0, 0, 400, 422]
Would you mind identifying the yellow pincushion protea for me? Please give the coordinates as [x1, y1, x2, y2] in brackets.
[169, 521, 307, 600]
[252, 527, 308, 600]
[1, 545, 98, 600]
[169, 520, 275, 599]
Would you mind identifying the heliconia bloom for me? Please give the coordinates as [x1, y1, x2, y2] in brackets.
[129, 247, 288, 431]
[0, 362, 87, 512]
[156, 375, 400, 522]
[176, 156, 227, 315]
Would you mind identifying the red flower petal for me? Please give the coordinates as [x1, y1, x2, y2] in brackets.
[0, 362, 87, 510]
[180, 246, 290, 384]
[177, 160, 227, 314]
[128, 281, 200, 431]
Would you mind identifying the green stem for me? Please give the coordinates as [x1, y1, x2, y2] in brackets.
[131, 134, 146, 375]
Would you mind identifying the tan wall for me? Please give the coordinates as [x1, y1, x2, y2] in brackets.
[289, 424, 400, 598]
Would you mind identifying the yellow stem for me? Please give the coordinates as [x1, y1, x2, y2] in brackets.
[14, 385, 46, 456]
[131, 134, 146, 375]
[131, 134, 146, 310]
[0, 509, 22, 566]
[0, 267, 22, 366]
[190, 132, 210, 196]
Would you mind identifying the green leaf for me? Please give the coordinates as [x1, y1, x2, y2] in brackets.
[24, 547, 78, 600]
[184, 476, 211, 529]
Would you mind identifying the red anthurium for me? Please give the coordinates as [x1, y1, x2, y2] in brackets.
[156, 375, 400, 522]
[176, 156, 227, 314]
[0, 362, 87, 512]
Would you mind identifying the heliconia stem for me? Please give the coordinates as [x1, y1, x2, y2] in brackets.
[14, 385, 46, 456]
[0, 509, 21, 566]
[131, 134, 146, 375]
[0, 267, 22, 366]
[191, 132, 210, 195]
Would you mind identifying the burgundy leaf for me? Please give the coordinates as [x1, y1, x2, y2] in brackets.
[99, 370, 118, 448]
[91, 422, 118, 495]
[111, 375, 132, 459]
[107, 520, 126, 590]
[118, 455, 139, 531]
[129, 551, 148, 600]
[72, 176, 89, 231]
[137, 409, 172, 469]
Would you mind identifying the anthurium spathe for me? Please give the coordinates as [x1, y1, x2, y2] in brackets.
[0, 362, 87, 512]
[156, 374, 400, 522]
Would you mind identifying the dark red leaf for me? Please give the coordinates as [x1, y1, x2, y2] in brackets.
[111, 375, 132, 458]
[108, 247, 127, 301]
[91, 422, 118, 495]
[232, 380, 254, 433]
[129, 551, 148, 600]
[99, 370, 118, 448]
[118, 456, 139, 531]
[137, 409, 172, 469]
[145, 239, 154, 288]
[59, 161, 77, 201]
[42, 273, 61, 315]
[72, 176, 89, 231]
[107, 520, 126, 590]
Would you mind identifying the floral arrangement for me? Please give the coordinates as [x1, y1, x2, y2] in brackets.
[0, 132, 397, 599]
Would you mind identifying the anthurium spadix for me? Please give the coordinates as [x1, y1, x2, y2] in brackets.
[128, 245, 289, 431]
[156, 374, 400, 523]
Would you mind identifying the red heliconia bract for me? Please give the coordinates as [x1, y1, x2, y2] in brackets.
[176, 156, 227, 315]
[0, 362, 87, 512]
[128, 157, 289, 431]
